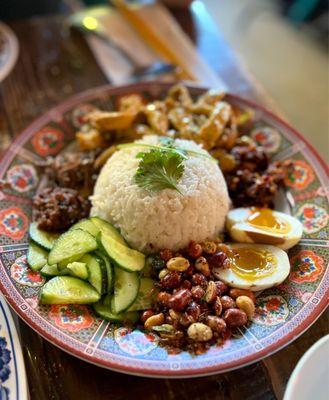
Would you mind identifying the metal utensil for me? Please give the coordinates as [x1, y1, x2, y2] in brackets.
[69, 10, 175, 80]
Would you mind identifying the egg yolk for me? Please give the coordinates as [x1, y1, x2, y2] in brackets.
[228, 247, 277, 280]
[247, 208, 290, 234]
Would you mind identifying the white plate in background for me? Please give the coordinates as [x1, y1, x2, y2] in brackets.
[284, 335, 329, 400]
[0, 22, 19, 82]
[0, 294, 28, 400]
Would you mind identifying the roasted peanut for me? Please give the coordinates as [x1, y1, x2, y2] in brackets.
[158, 268, 169, 279]
[179, 313, 193, 327]
[168, 288, 192, 311]
[223, 309, 247, 328]
[160, 271, 182, 290]
[144, 313, 165, 330]
[169, 309, 181, 320]
[183, 265, 194, 277]
[187, 323, 213, 342]
[213, 296, 223, 316]
[236, 296, 255, 318]
[202, 241, 217, 254]
[195, 257, 210, 277]
[185, 301, 201, 322]
[191, 285, 205, 300]
[167, 257, 190, 272]
[182, 279, 192, 289]
[191, 273, 208, 287]
[205, 281, 217, 303]
[180, 302, 201, 327]
[220, 295, 236, 310]
[206, 316, 226, 333]
[188, 241, 203, 258]
[214, 281, 228, 296]
[229, 288, 255, 303]
[141, 309, 154, 323]
[209, 251, 228, 269]
[157, 291, 171, 306]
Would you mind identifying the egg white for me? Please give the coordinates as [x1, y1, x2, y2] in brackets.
[226, 208, 303, 250]
[214, 243, 290, 291]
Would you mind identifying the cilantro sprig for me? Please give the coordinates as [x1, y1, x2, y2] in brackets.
[134, 148, 185, 194]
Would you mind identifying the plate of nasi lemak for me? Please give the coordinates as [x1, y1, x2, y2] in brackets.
[0, 82, 328, 377]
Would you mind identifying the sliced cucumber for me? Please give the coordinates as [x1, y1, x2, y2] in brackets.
[27, 242, 48, 271]
[67, 262, 88, 280]
[29, 222, 60, 250]
[111, 267, 140, 314]
[69, 219, 99, 237]
[81, 254, 107, 295]
[93, 301, 138, 323]
[90, 217, 126, 245]
[128, 278, 157, 311]
[39, 276, 100, 304]
[40, 264, 69, 277]
[98, 233, 145, 272]
[48, 229, 97, 266]
[95, 251, 113, 294]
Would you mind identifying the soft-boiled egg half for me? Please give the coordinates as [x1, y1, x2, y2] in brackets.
[214, 243, 290, 291]
[226, 207, 303, 250]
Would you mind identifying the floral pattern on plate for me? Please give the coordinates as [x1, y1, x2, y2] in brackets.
[252, 295, 289, 326]
[114, 328, 158, 356]
[6, 164, 38, 193]
[285, 160, 314, 190]
[31, 126, 64, 157]
[71, 103, 98, 128]
[48, 305, 94, 333]
[296, 203, 328, 234]
[290, 250, 324, 283]
[0, 207, 28, 240]
[250, 126, 281, 154]
[10, 255, 45, 287]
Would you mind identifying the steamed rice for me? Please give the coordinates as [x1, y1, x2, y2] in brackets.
[90, 136, 230, 253]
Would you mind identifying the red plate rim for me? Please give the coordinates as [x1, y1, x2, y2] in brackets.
[0, 81, 328, 378]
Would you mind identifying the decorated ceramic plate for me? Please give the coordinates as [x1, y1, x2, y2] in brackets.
[0, 82, 328, 377]
[0, 294, 28, 399]
[0, 22, 19, 83]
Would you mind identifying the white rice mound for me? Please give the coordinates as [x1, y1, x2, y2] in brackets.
[90, 136, 230, 253]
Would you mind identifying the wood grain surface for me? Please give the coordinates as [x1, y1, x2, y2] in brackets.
[0, 8, 328, 400]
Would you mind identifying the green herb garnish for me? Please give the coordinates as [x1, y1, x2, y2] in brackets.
[134, 148, 185, 194]
[117, 142, 216, 162]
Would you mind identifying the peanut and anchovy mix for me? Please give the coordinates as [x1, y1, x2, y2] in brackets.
[141, 241, 256, 354]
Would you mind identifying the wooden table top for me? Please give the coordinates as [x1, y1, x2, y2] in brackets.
[0, 7, 328, 400]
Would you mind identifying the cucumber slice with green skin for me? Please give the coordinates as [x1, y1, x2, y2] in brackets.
[39, 276, 100, 304]
[128, 278, 157, 311]
[98, 233, 145, 272]
[90, 217, 126, 245]
[66, 262, 88, 280]
[40, 264, 69, 277]
[69, 219, 99, 237]
[111, 267, 140, 314]
[95, 251, 113, 294]
[27, 242, 48, 271]
[93, 302, 138, 323]
[81, 254, 107, 295]
[48, 229, 97, 266]
[29, 222, 60, 250]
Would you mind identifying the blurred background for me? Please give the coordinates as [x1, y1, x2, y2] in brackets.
[203, 0, 329, 161]
[1, 0, 328, 161]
